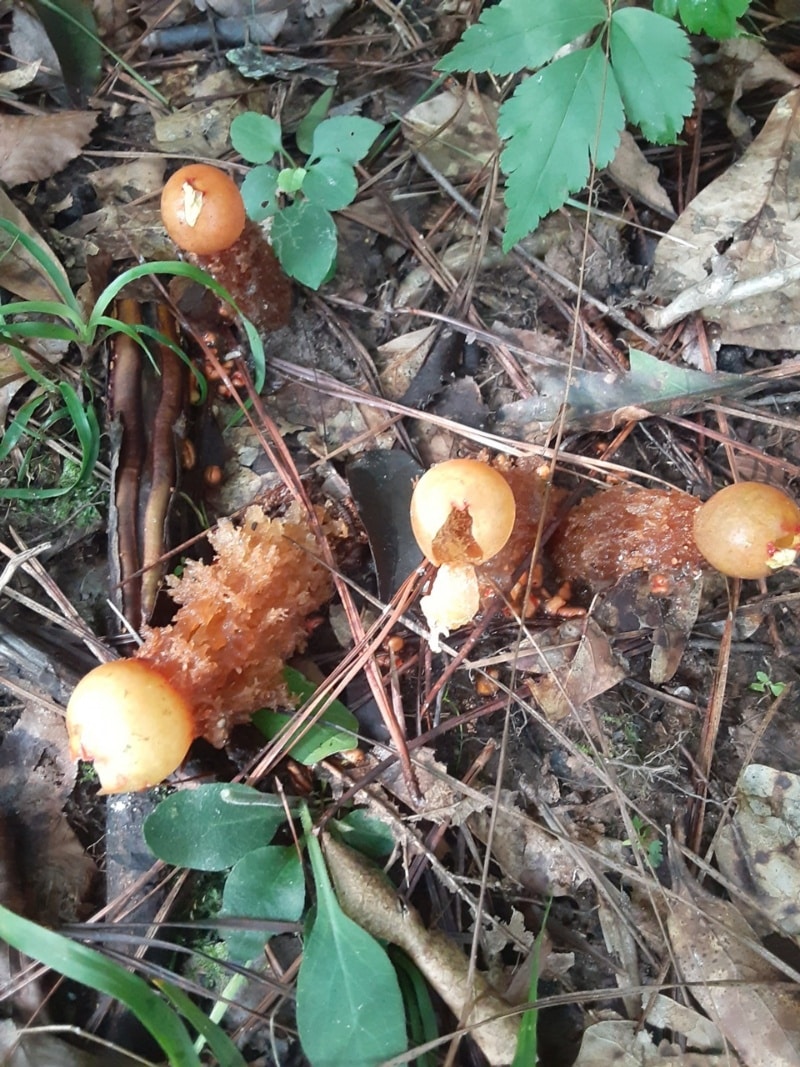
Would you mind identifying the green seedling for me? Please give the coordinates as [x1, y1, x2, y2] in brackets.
[623, 815, 664, 868]
[749, 670, 786, 697]
[230, 101, 382, 289]
[437, 0, 751, 249]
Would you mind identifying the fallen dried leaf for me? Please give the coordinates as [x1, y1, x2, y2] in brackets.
[715, 763, 800, 944]
[0, 112, 97, 186]
[667, 846, 800, 1067]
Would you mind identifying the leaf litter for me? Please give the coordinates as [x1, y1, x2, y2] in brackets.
[0, 1, 799, 1065]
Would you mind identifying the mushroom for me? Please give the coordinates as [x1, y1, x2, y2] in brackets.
[160, 163, 291, 332]
[410, 458, 516, 646]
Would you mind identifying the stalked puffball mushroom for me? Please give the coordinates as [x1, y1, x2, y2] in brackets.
[160, 163, 292, 332]
[160, 164, 246, 256]
[410, 458, 516, 646]
[693, 481, 800, 579]
[66, 659, 195, 794]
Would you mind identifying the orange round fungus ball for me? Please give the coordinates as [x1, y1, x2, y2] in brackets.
[161, 164, 246, 255]
[66, 659, 196, 794]
[693, 482, 800, 579]
[410, 459, 516, 566]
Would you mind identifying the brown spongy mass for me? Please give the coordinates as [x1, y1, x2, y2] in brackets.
[137, 503, 331, 746]
[551, 484, 704, 588]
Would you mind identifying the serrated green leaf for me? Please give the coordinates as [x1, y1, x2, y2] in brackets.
[610, 8, 694, 144]
[677, 0, 749, 37]
[241, 165, 280, 220]
[271, 200, 337, 289]
[302, 157, 358, 211]
[221, 845, 305, 962]
[309, 116, 382, 164]
[296, 808, 407, 1067]
[498, 41, 624, 249]
[231, 112, 283, 163]
[144, 784, 287, 871]
[437, 0, 606, 76]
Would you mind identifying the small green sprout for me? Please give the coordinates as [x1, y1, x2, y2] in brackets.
[749, 670, 786, 697]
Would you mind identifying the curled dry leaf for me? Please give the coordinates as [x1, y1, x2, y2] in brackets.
[648, 88, 800, 347]
[0, 111, 97, 186]
[322, 832, 519, 1066]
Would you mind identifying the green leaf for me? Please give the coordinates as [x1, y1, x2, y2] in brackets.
[437, 0, 607, 76]
[332, 810, 395, 860]
[277, 166, 307, 194]
[511, 896, 552, 1067]
[309, 116, 383, 164]
[144, 784, 288, 871]
[271, 200, 337, 289]
[0, 905, 201, 1066]
[241, 164, 281, 220]
[302, 157, 358, 211]
[230, 112, 283, 163]
[29, 0, 101, 104]
[297, 88, 335, 156]
[677, 0, 749, 37]
[610, 8, 694, 144]
[252, 667, 359, 765]
[155, 980, 247, 1067]
[221, 845, 305, 962]
[498, 41, 624, 249]
[296, 807, 407, 1067]
[654, 0, 679, 15]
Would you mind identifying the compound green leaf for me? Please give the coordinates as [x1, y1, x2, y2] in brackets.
[309, 116, 382, 165]
[437, 0, 606, 75]
[677, 0, 749, 37]
[498, 41, 624, 249]
[271, 200, 337, 289]
[302, 157, 358, 211]
[230, 112, 282, 163]
[144, 784, 287, 871]
[221, 845, 305, 962]
[610, 7, 694, 144]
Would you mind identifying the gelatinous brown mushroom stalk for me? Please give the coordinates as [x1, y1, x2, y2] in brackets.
[160, 164, 292, 333]
[551, 484, 705, 592]
[67, 503, 334, 793]
[410, 459, 516, 645]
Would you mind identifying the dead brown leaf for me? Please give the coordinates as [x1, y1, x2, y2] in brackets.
[0, 112, 97, 186]
[667, 847, 800, 1067]
[0, 189, 70, 301]
[715, 764, 800, 944]
[647, 88, 800, 346]
[574, 1017, 742, 1066]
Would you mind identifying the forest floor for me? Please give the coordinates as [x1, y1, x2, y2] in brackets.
[1, 2, 800, 1066]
